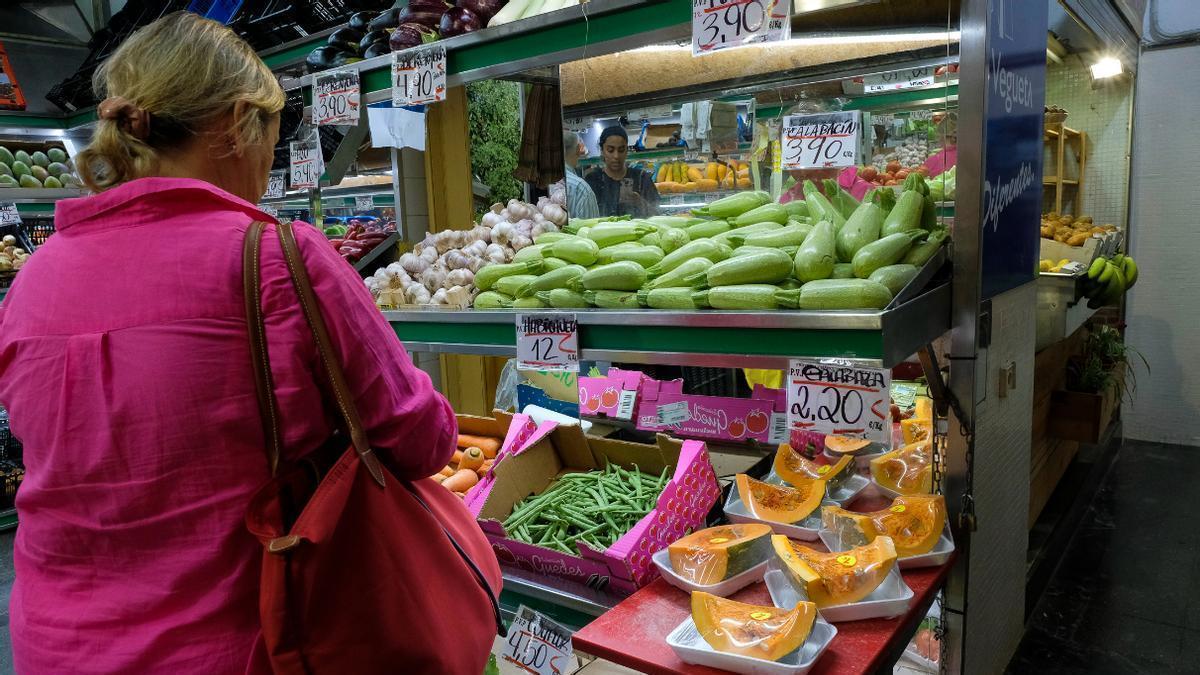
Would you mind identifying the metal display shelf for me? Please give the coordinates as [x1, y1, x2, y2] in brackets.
[384, 281, 950, 368]
[499, 566, 620, 630]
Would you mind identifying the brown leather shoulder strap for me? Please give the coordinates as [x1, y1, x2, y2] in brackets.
[276, 221, 387, 488]
[243, 220, 282, 474]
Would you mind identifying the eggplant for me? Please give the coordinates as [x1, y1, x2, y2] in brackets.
[348, 11, 376, 32]
[397, 7, 446, 29]
[409, 0, 453, 12]
[389, 23, 440, 51]
[459, 0, 506, 21]
[367, 8, 404, 31]
[439, 7, 482, 37]
[305, 46, 353, 74]
[359, 29, 390, 51]
[363, 40, 391, 60]
[328, 27, 364, 55]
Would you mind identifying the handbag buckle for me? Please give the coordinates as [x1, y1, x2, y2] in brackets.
[267, 534, 302, 554]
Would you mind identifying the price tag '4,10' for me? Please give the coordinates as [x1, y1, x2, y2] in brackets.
[517, 314, 579, 372]
[312, 69, 360, 126]
[391, 45, 447, 107]
[786, 359, 891, 446]
[692, 0, 791, 56]
[781, 110, 862, 170]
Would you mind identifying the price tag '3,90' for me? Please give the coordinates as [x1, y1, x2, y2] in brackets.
[691, 0, 791, 56]
[391, 45, 447, 107]
[313, 68, 360, 126]
[781, 111, 862, 170]
[517, 314, 579, 372]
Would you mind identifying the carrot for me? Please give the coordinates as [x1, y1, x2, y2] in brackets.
[442, 469, 479, 493]
[458, 447, 485, 472]
[431, 474, 447, 484]
[478, 459, 494, 477]
[458, 434, 501, 458]
[438, 465, 455, 478]
[451, 450, 463, 466]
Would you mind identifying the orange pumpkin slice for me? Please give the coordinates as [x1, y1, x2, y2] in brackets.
[772, 535, 898, 607]
[824, 435, 872, 454]
[869, 441, 933, 495]
[773, 444, 853, 493]
[668, 524, 772, 586]
[821, 494, 946, 557]
[901, 418, 931, 445]
[913, 396, 933, 420]
[691, 592, 817, 661]
[736, 474, 824, 524]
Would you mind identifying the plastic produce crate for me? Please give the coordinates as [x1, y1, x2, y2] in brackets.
[188, 0, 247, 24]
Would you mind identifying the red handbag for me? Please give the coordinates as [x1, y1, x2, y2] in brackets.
[241, 220, 504, 674]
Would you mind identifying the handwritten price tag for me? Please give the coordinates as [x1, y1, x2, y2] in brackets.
[0, 202, 20, 226]
[863, 66, 935, 94]
[781, 111, 861, 170]
[391, 45, 446, 107]
[313, 69, 360, 126]
[787, 359, 891, 446]
[258, 204, 279, 219]
[265, 171, 286, 199]
[354, 195, 375, 212]
[691, 0, 790, 56]
[501, 605, 574, 675]
[517, 314, 579, 372]
[289, 135, 322, 190]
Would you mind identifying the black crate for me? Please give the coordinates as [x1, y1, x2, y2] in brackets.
[24, 220, 55, 248]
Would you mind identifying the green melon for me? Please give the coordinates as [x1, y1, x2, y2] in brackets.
[10, 161, 30, 178]
[47, 162, 68, 177]
[59, 174, 80, 187]
[30, 151, 49, 168]
[47, 147, 67, 164]
[30, 166, 48, 183]
[0, 147, 14, 167]
[0, 164, 11, 178]
[43, 176, 62, 189]
[14, 150, 31, 167]
[0, 175, 17, 188]
[18, 174, 42, 188]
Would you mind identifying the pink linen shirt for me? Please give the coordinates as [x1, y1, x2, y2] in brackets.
[0, 177, 457, 673]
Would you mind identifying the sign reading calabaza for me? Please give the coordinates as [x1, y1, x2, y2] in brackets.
[792, 362, 887, 388]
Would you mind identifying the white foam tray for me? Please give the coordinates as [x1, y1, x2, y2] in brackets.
[652, 548, 770, 597]
[762, 469, 871, 507]
[666, 611, 837, 674]
[823, 446, 889, 473]
[724, 488, 823, 541]
[818, 523, 955, 570]
[764, 565, 913, 622]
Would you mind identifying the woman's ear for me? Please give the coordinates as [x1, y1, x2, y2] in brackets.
[228, 100, 256, 158]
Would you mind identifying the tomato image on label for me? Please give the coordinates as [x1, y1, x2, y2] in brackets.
[746, 410, 769, 434]
[579, 387, 589, 404]
[729, 419, 747, 438]
[587, 395, 601, 412]
[601, 387, 619, 408]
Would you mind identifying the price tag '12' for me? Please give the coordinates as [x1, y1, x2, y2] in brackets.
[313, 69, 360, 126]
[517, 314, 579, 372]
[391, 45, 447, 107]
[692, 0, 791, 57]
[501, 605, 574, 675]
[786, 359, 891, 446]
[781, 111, 862, 170]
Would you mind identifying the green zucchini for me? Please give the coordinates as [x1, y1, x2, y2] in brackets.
[730, 245, 783, 258]
[475, 260, 545, 291]
[642, 257, 714, 290]
[778, 278, 803, 290]
[645, 215, 702, 230]
[701, 284, 787, 310]
[536, 288, 590, 308]
[852, 230, 927, 279]
[793, 220, 837, 282]
[868, 264, 920, 296]
[646, 239, 733, 277]
[830, 263, 855, 279]
[659, 227, 691, 253]
[638, 287, 707, 309]
[824, 179, 861, 220]
[836, 190, 887, 262]
[690, 249, 794, 287]
[576, 261, 648, 291]
[685, 219, 733, 240]
[731, 223, 811, 249]
[782, 200, 809, 219]
[902, 228, 948, 266]
[690, 191, 770, 219]
[541, 257, 570, 271]
[712, 221, 783, 247]
[494, 274, 539, 298]
[638, 231, 661, 249]
[533, 231, 578, 245]
[586, 223, 656, 248]
[517, 265, 587, 297]
[584, 290, 642, 309]
[474, 291, 513, 309]
[802, 180, 846, 229]
[879, 187, 925, 237]
[597, 244, 665, 268]
[511, 296, 548, 309]
[547, 237, 600, 266]
[513, 244, 548, 262]
[778, 279, 893, 310]
[732, 203, 789, 227]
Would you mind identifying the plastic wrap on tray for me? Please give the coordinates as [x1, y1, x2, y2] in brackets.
[771, 534, 899, 607]
[691, 592, 818, 662]
[667, 524, 773, 586]
[821, 494, 947, 557]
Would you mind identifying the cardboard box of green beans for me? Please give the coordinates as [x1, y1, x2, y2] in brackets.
[477, 421, 721, 595]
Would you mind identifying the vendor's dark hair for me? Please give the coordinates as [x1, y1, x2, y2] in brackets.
[599, 125, 627, 146]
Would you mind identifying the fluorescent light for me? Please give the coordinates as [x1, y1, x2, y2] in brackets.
[1090, 57, 1123, 79]
[634, 31, 960, 53]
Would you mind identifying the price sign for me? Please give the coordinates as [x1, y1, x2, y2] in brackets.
[391, 45, 446, 107]
[781, 111, 861, 170]
[501, 605, 574, 675]
[355, 195, 374, 212]
[909, 109, 934, 122]
[312, 69, 360, 126]
[0, 202, 20, 225]
[786, 359, 891, 446]
[517, 314, 579, 372]
[691, 0, 791, 56]
[863, 66, 935, 94]
[258, 204, 279, 219]
[265, 171, 286, 199]
[289, 135, 322, 190]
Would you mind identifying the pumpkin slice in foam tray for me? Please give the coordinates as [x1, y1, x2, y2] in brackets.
[771, 535, 898, 607]
[736, 473, 825, 524]
[773, 443, 854, 493]
[668, 523, 772, 586]
[870, 440, 933, 495]
[821, 494, 947, 557]
[691, 591, 818, 661]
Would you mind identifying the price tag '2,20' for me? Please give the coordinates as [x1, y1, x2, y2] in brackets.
[691, 0, 791, 56]
[517, 314, 579, 372]
[786, 359, 891, 446]
[781, 111, 862, 170]
[312, 68, 360, 126]
[391, 45, 447, 107]
[289, 134, 323, 190]
[501, 605, 574, 675]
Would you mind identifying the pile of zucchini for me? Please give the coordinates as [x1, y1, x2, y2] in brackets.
[473, 177, 947, 311]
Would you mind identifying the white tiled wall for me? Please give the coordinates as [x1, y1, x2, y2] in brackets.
[1044, 55, 1134, 228]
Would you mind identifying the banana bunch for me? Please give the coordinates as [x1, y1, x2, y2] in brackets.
[1084, 253, 1139, 309]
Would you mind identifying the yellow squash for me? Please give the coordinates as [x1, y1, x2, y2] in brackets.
[870, 441, 933, 495]
[736, 473, 824, 524]
[691, 592, 817, 661]
[821, 494, 946, 557]
[772, 535, 898, 606]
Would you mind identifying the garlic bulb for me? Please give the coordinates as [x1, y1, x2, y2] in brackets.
[446, 268, 474, 288]
[399, 252, 428, 275]
[540, 202, 568, 226]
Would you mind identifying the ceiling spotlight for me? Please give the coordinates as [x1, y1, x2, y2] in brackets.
[1090, 57, 1123, 79]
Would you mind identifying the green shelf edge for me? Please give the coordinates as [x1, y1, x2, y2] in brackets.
[391, 320, 885, 360]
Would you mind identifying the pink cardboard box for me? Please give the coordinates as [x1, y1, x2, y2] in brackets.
[475, 421, 720, 595]
[456, 411, 539, 508]
[578, 368, 647, 420]
[636, 379, 789, 446]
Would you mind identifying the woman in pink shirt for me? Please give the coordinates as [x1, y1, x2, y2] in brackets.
[0, 13, 479, 673]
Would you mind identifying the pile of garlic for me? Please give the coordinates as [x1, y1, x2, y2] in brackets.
[365, 187, 567, 308]
[0, 234, 29, 273]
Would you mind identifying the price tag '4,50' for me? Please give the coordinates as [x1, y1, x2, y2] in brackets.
[501, 605, 574, 675]
[786, 359, 891, 446]
[312, 69, 360, 126]
[781, 111, 862, 171]
[391, 45, 447, 107]
[691, 0, 791, 56]
[517, 314, 579, 372]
